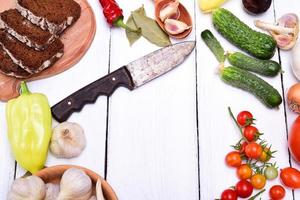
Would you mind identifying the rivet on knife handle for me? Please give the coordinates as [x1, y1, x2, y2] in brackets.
[51, 67, 134, 122]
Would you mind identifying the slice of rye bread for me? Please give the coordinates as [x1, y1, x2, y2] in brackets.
[0, 45, 31, 78]
[0, 30, 64, 74]
[16, 0, 81, 35]
[0, 9, 56, 51]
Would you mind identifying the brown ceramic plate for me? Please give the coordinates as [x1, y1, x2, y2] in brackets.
[35, 165, 118, 200]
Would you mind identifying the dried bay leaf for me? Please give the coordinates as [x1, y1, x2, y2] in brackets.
[126, 7, 145, 46]
[132, 6, 171, 47]
[126, 15, 142, 46]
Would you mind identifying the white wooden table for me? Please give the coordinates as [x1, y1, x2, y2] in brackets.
[1, 0, 300, 199]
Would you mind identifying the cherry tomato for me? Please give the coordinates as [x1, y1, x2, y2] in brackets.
[239, 142, 248, 154]
[237, 111, 253, 127]
[269, 185, 286, 200]
[245, 142, 263, 159]
[280, 167, 300, 189]
[221, 189, 238, 200]
[237, 164, 252, 180]
[289, 116, 300, 163]
[264, 166, 278, 180]
[225, 151, 242, 168]
[243, 126, 258, 142]
[259, 147, 271, 162]
[235, 180, 253, 198]
[250, 174, 266, 189]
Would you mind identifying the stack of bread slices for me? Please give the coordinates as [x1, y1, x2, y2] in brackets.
[0, 0, 81, 78]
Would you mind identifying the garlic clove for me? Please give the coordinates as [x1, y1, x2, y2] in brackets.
[164, 19, 191, 35]
[8, 175, 46, 200]
[96, 179, 106, 200]
[159, 0, 180, 22]
[58, 168, 92, 200]
[45, 183, 60, 200]
[254, 13, 299, 50]
[50, 122, 86, 159]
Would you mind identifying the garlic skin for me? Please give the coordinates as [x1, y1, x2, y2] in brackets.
[58, 168, 92, 200]
[159, 0, 180, 22]
[164, 19, 191, 35]
[8, 175, 46, 200]
[89, 196, 97, 200]
[50, 122, 86, 158]
[96, 179, 106, 200]
[45, 183, 60, 200]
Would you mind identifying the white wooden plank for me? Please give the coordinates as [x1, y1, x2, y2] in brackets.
[273, 0, 300, 198]
[0, 104, 16, 199]
[106, 1, 199, 199]
[196, 0, 293, 199]
[14, 0, 110, 181]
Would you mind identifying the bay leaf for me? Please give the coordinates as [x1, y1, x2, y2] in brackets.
[126, 15, 142, 46]
[132, 6, 171, 47]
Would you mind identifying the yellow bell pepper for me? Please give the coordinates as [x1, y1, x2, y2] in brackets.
[199, 0, 228, 13]
[6, 81, 52, 173]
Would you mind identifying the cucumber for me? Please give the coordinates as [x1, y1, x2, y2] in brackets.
[201, 29, 225, 63]
[228, 52, 281, 77]
[221, 66, 282, 108]
[212, 8, 277, 60]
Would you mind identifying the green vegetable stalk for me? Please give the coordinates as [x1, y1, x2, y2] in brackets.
[6, 81, 52, 173]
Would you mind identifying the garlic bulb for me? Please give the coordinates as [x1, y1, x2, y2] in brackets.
[96, 179, 106, 200]
[8, 175, 46, 200]
[159, 0, 180, 22]
[164, 19, 191, 35]
[58, 168, 92, 200]
[45, 183, 60, 200]
[50, 122, 86, 158]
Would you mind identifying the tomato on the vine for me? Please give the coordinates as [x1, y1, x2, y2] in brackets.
[269, 185, 286, 200]
[239, 142, 248, 154]
[264, 165, 278, 180]
[245, 142, 262, 159]
[243, 126, 258, 142]
[221, 189, 238, 200]
[237, 164, 252, 180]
[225, 151, 242, 167]
[237, 111, 253, 127]
[259, 147, 272, 162]
[250, 174, 266, 189]
[235, 180, 253, 198]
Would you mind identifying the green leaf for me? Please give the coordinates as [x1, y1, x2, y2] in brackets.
[126, 15, 142, 46]
[132, 6, 171, 47]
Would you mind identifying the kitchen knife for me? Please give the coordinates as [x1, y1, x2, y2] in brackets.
[51, 41, 196, 122]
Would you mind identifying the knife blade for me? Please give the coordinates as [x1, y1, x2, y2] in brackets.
[51, 41, 196, 122]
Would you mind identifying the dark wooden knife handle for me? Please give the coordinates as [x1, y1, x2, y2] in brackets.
[51, 67, 134, 122]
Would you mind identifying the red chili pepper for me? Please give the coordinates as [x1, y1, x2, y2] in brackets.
[99, 0, 136, 31]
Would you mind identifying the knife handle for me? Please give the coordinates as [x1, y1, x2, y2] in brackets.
[51, 67, 134, 122]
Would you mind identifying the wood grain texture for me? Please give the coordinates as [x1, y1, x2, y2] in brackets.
[106, 1, 199, 200]
[196, 0, 293, 199]
[273, 0, 300, 199]
[35, 165, 118, 200]
[0, 0, 96, 101]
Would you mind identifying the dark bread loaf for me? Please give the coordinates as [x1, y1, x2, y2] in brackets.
[0, 30, 64, 74]
[0, 9, 56, 50]
[17, 0, 81, 35]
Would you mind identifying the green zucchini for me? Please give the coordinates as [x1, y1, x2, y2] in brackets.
[228, 52, 281, 77]
[212, 8, 277, 60]
[221, 66, 282, 108]
[201, 29, 225, 63]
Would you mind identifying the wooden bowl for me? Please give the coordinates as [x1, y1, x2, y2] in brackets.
[155, 0, 192, 39]
[35, 165, 118, 200]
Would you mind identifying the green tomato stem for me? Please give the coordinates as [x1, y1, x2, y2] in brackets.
[248, 189, 266, 200]
[228, 107, 247, 141]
